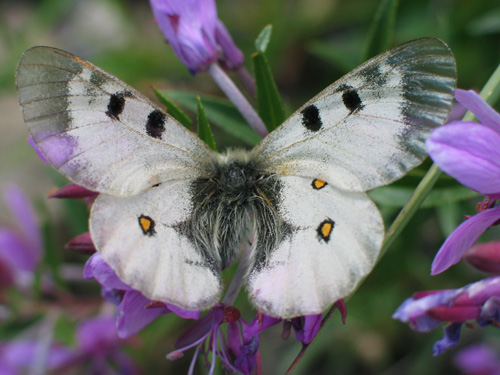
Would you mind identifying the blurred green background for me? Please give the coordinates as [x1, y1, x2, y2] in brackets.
[1, 0, 500, 374]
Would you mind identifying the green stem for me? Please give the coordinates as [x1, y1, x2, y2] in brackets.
[380, 163, 441, 258]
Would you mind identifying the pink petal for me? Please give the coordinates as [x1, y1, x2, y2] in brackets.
[65, 232, 96, 254]
[49, 184, 98, 199]
[432, 206, 500, 274]
[465, 241, 500, 274]
[427, 306, 481, 321]
[83, 253, 131, 291]
[426, 122, 500, 196]
[455, 89, 500, 133]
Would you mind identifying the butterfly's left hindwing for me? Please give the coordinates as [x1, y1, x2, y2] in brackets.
[90, 181, 222, 310]
[248, 176, 383, 318]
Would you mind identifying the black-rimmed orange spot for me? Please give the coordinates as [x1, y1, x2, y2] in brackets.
[312, 179, 327, 190]
[317, 219, 335, 243]
[138, 215, 156, 236]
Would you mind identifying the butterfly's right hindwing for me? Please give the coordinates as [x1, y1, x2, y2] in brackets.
[17, 46, 213, 197]
[248, 175, 384, 318]
[90, 180, 222, 310]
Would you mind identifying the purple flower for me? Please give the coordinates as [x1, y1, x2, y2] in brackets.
[426, 89, 500, 274]
[0, 186, 42, 289]
[244, 313, 322, 346]
[168, 304, 259, 375]
[149, 0, 244, 73]
[244, 300, 346, 345]
[72, 316, 140, 375]
[84, 253, 200, 338]
[454, 344, 500, 375]
[393, 277, 500, 355]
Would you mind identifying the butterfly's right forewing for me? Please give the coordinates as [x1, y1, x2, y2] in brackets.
[17, 46, 213, 197]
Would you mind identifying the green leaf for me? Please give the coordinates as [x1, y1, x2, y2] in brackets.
[369, 185, 480, 209]
[255, 25, 273, 53]
[307, 39, 362, 72]
[159, 90, 261, 146]
[197, 97, 217, 151]
[40, 216, 66, 290]
[154, 88, 192, 129]
[252, 51, 286, 132]
[436, 203, 462, 238]
[363, 0, 399, 60]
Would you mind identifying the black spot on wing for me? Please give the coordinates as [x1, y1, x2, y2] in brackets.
[342, 89, 363, 113]
[146, 110, 166, 139]
[301, 104, 323, 131]
[106, 94, 126, 120]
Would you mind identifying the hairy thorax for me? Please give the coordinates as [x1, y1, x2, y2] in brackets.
[175, 150, 286, 271]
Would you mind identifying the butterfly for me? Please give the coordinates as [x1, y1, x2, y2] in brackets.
[16, 38, 456, 318]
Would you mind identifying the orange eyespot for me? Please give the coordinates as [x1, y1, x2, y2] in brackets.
[138, 215, 156, 236]
[312, 179, 327, 190]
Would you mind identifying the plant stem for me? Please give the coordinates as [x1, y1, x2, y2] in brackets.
[208, 63, 268, 137]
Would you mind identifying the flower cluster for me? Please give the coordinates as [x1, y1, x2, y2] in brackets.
[394, 89, 500, 354]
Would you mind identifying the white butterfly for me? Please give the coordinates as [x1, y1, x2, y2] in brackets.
[16, 38, 456, 318]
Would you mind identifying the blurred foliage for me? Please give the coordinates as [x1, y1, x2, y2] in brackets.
[1, 0, 500, 374]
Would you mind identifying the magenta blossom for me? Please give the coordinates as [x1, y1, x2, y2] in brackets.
[149, 0, 244, 73]
[168, 304, 260, 375]
[84, 253, 200, 338]
[0, 186, 42, 289]
[454, 344, 500, 375]
[426, 89, 500, 274]
[244, 299, 346, 346]
[464, 241, 500, 274]
[393, 277, 500, 355]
